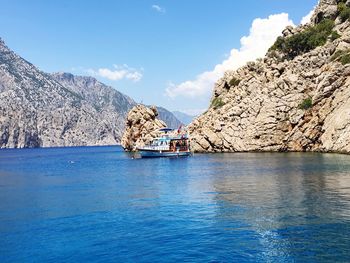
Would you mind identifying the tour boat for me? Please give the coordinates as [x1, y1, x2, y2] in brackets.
[137, 128, 191, 158]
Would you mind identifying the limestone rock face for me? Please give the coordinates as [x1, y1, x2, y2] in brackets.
[121, 105, 166, 151]
[311, 0, 338, 24]
[189, 1, 350, 153]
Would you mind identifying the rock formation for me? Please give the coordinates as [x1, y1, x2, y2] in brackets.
[0, 40, 182, 148]
[121, 105, 166, 151]
[189, 0, 350, 153]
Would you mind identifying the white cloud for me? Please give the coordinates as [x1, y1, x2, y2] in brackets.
[152, 4, 165, 13]
[166, 13, 295, 99]
[300, 6, 316, 25]
[88, 64, 143, 82]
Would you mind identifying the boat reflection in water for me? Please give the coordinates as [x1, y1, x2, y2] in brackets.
[137, 128, 191, 158]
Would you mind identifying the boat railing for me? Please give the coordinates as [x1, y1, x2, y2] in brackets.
[139, 145, 170, 151]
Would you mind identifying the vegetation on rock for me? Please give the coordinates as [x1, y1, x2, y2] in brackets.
[211, 97, 225, 109]
[331, 49, 350, 64]
[338, 1, 350, 22]
[229, 77, 241, 87]
[299, 97, 313, 110]
[269, 19, 335, 59]
[330, 30, 341, 40]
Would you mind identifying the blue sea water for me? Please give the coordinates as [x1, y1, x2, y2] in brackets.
[0, 146, 350, 262]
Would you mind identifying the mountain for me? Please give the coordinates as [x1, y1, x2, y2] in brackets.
[51, 72, 134, 116]
[189, 0, 350, 153]
[52, 72, 183, 129]
[0, 39, 181, 148]
[156, 107, 183, 129]
[52, 73, 182, 129]
[172, 111, 195, 125]
[0, 38, 131, 148]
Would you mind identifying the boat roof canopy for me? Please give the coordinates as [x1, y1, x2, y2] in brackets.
[159, 128, 173, 132]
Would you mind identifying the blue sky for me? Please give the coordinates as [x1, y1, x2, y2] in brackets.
[0, 0, 317, 114]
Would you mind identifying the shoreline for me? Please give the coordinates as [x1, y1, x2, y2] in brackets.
[1, 145, 350, 156]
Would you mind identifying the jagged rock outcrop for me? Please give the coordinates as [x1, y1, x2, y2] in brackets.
[0, 40, 182, 148]
[311, 0, 341, 24]
[189, 0, 350, 153]
[121, 105, 166, 151]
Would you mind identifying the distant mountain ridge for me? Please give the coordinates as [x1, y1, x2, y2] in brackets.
[0, 38, 181, 148]
[154, 107, 183, 129]
[51, 72, 134, 114]
[52, 73, 183, 129]
[172, 111, 195, 125]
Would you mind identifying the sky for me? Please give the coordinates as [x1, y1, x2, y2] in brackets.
[0, 0, 318, 115]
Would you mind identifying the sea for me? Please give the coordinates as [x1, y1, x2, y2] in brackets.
[0, 146, 349, 262]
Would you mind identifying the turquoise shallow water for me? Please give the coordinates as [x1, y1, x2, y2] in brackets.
[0, 146, 350, 262]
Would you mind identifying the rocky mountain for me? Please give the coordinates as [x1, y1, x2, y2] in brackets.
[0, 39, 128, 148]
[51, 72, 134, 116]
[0, 39, 181, 148]
[172, 111, 195, 125]
[152, 106, 182, 129]
[121, 105, 166, 151]
[189, 0, 350, 153]
[52, 73, 182, 129]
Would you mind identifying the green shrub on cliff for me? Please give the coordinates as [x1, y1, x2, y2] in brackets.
[269, 19, 335, 59]
[340, 53, 350, 64]
[269, 36, 284, 52]
[330, 30, 341, 41]
[299, 97, 313, 110]
[338, 2, 350, 22]
[229, 77, 241, 87]
[331, 49, 350, 65]
[211, 97, 225, 109]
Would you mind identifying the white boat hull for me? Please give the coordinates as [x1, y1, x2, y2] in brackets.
[138, 150, 191, 158]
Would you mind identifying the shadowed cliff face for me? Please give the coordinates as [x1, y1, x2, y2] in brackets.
[189, 0, 350, 153]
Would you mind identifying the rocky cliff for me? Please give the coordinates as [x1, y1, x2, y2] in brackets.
[189, 0, 350, 153]
[0, 40, 181, 148]
[121, 105, 166, 151]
